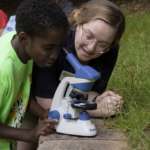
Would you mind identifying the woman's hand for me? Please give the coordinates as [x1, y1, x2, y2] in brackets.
[89, 90, 123, 117]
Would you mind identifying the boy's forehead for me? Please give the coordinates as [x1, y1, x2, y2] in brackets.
[33, 29, 66, 45]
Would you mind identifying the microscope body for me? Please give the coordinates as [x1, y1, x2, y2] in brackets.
[48, 52, 100, 136]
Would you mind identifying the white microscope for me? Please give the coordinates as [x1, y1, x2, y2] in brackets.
[48, 52, 100, 137]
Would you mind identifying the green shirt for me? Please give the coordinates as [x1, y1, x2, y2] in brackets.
[0, 32, 33, 149]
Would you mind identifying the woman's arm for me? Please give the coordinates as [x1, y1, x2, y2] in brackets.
[28, 96, 49, 119]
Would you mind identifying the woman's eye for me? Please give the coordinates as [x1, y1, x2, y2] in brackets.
[97, 42, 108, 48]
[86, 33, 93, 39]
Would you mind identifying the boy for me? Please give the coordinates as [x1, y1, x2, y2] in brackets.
[0, 0, 69, 149]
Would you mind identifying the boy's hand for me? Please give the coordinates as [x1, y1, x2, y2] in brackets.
[40, 109, 49, 120]
[30, 118, 57, 143]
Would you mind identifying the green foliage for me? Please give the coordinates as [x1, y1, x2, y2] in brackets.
[108, 11, 150, 149]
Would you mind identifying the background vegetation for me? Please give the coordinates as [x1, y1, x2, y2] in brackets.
[108, 5, 150, 150]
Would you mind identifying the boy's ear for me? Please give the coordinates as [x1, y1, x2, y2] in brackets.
[17, 32, 30, 46]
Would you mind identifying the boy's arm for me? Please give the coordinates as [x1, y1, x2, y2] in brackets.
[0, 123, 35, 143]
[0, 118, 56, 143]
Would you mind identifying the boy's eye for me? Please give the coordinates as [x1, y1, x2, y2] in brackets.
[44, 45, 54, 50]
[44, 45, 61, 51]
[44, 47, 53, 52]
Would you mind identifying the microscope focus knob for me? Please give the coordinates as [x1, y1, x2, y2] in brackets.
[71, 100, 97, 110]
[63, 113, 72, 119]
[79, 111, 90, 120]
[48, 110, 60, 120]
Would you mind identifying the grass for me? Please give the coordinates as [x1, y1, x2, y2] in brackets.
[107, 10, 150, 150]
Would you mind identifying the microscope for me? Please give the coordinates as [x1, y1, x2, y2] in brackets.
[48, 52, 100, 136]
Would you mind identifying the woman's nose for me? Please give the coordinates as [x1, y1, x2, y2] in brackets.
[86, 40, 96, 53]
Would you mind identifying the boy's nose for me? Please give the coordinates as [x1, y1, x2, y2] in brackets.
[48, 53, 58, 64]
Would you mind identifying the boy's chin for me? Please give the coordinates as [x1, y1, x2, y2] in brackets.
[36, 63, 53, 68]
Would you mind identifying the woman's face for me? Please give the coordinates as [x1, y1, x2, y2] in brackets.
[75, 19, 116, 62]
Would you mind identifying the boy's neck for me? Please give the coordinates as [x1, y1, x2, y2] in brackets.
[11, 35, 30, 64]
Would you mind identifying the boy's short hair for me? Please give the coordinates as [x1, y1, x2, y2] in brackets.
[16, 0, 69, 37]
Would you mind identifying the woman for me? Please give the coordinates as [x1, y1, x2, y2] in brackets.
[32, 0, 125, 118]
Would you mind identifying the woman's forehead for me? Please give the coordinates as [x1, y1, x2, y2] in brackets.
[84, 20, 116, 41]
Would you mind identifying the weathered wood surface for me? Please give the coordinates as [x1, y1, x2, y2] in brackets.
[38, 119, 129, 150]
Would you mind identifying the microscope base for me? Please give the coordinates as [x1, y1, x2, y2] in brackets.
[56, 118, 97, 137]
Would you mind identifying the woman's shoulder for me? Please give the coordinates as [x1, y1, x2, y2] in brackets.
[94, 44, 119, 62]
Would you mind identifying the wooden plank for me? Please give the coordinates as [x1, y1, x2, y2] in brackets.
[38, 119, 129, 150]
[38, 140, 128, 150]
